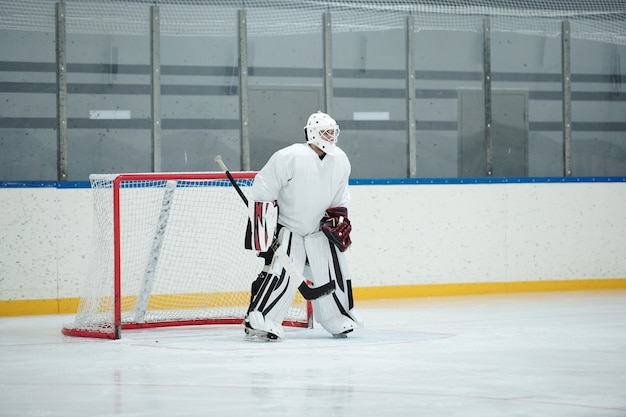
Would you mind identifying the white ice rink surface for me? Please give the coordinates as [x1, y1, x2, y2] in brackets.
[1, 290, 625, 417]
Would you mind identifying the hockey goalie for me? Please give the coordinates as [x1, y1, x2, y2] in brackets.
[243, 111, 363, 341]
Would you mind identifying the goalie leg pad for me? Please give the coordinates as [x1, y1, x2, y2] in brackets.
[246, 228, 306, 339]
[304, 232, 363, 336]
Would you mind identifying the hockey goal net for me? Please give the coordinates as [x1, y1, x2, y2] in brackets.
[62, 172, 312, 339]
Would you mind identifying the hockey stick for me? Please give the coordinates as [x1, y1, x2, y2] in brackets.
[214, 156, 250, 205]
[213, 155, 335, 301]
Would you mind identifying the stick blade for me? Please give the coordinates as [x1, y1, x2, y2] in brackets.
[298, 280, 336, 300]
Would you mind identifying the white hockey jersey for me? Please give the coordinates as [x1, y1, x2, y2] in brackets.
[250, 143, 351, 237]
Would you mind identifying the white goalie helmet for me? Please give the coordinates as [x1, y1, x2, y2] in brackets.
[304, 111, 340, 155]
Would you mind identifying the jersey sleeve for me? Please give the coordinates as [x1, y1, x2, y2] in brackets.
[249, 147, 294, 202]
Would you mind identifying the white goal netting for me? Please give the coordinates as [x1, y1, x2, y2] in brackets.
[63, 172, 310, 339]
[0, 0, 624, 44]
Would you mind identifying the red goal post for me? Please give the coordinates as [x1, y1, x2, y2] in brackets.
[62, 172, 312, 339]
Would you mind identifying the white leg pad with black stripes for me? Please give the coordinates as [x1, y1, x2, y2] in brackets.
[246, 228, 305, 340]
[304, 232, 363, 336]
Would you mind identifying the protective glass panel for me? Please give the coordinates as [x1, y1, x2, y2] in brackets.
[414, 24, 484, 177]
[0, 27, 57, 181]
[160, 4, 240, 172]
[491, 20, 563, 177]
[334, 15, 407, 178]
[570, 37, 626, 176]
[65, 7, 152, 180]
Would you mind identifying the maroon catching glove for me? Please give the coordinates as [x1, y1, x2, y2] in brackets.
[320, 206, 352, 252]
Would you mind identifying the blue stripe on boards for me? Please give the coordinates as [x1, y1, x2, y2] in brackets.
[349, 177, 626, 186]
[2, 177, 625, 189]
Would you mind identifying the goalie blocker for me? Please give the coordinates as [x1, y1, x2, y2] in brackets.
[245, 200, 278, 253]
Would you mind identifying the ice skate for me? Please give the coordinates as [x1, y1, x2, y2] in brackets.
[244, 322, 280, 341]
[332, 328, 353, 339]
[243, 312, 283, 341]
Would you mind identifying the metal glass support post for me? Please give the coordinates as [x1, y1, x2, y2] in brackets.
[151, 6, 162, 172]
[56, 2, 67, 181]
[483, 18, 493, 176]
[561, 20, 572, 176]
[323, 12, 333, 114]
[238, 9, 250, 171]
[406, 16, 417, 178]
